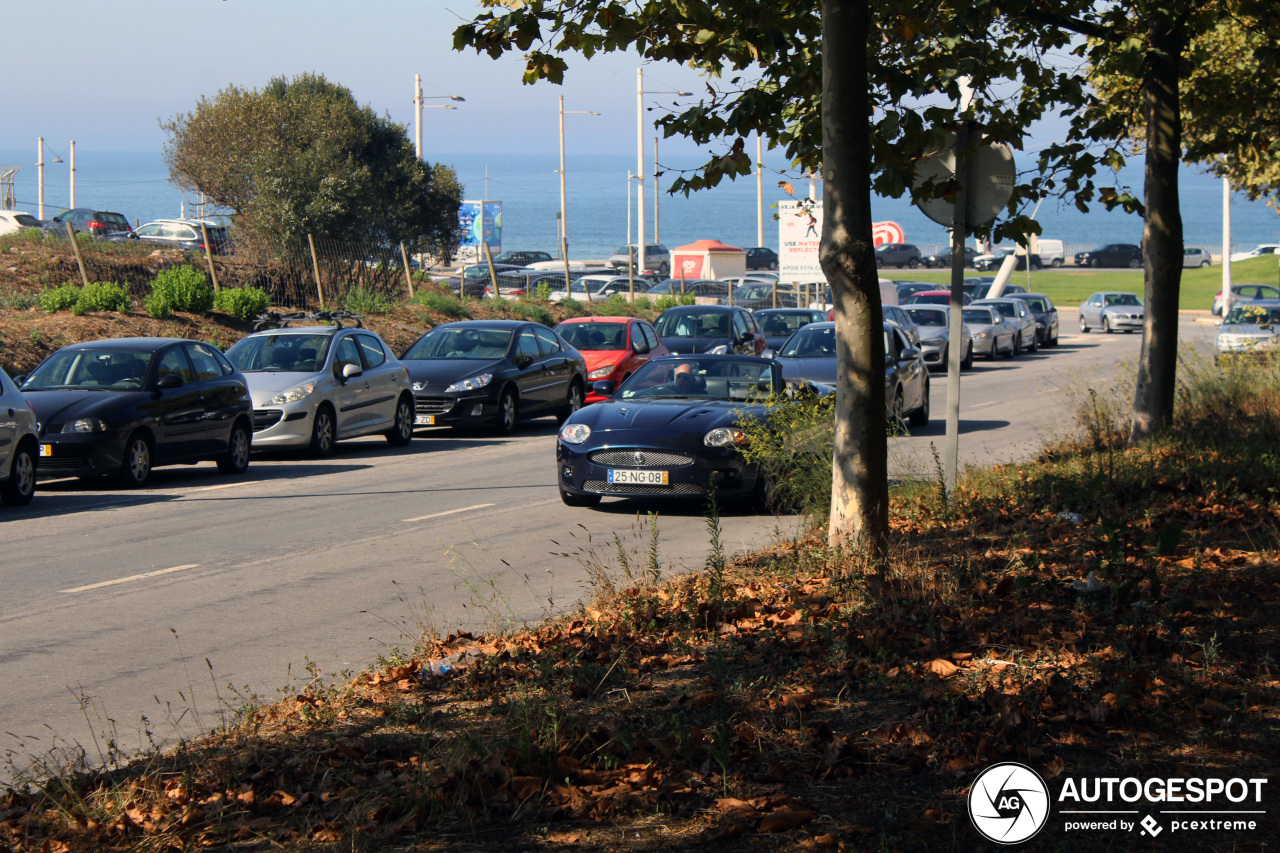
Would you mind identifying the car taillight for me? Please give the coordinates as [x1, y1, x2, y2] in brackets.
[87, 220, 103, 230]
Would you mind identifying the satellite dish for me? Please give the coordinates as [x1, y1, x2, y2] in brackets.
[912, 131, 1015, 228]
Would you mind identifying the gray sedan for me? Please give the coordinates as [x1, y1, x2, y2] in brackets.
[1079, 291, 1145, 334]
[972, 297, 1039, 354]
[903, 306, 973, 370]
[962, 306, 1017, 359]
[225, 321, 415, 456]
[1215, 299, 1280, 362]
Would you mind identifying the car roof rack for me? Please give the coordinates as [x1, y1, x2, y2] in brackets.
[251, 310, 365, 332]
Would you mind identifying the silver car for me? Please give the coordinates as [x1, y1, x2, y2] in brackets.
[962, 306, 1017, 359]
[903, 306, 973, 370]
[224, 317, 415, 456]
[1079, 291, 1145, 334]
[1215, 299, 1280, 363]
[0, 366, 38, 505]
[972, 298, 1039, 354]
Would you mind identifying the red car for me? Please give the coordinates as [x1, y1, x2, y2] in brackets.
[552, 316, 670, 403]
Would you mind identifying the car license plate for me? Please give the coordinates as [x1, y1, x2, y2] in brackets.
[414, 415, 435, 426]
[40, 444, 53, 457]
[607, 468, 668, 485]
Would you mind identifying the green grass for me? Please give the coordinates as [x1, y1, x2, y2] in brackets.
[881, 255, 1280, 309]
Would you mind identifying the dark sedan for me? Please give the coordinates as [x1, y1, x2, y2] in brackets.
[772, 322, 928, 428]
[556, 355, 786, 507]
[402, 320, 588, 435]
[1008, 292, 1060, 347]
[922, 247, 978, 269]
[19, 338, 252, 486]
[653, 305, 766, 356]
[754, 308, 829, 351]
[1074, 243, 1143, 268]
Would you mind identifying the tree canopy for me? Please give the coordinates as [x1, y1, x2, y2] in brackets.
[163, 73, 463, 255]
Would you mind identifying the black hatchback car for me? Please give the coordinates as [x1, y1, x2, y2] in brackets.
[19, 338, 253, 486]
[402, 320, 588, 435]
[44, 208, 133, 240]
[745, 247, 779, 270]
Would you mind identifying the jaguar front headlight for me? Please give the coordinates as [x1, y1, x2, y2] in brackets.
[67, 417, 106, 433]
[704, 427, 747, 447]
[446, 373, 493, 393]
[266, 382, 316, 406]
[559, 423, 592, 445]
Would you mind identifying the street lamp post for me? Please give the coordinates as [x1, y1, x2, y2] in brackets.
[637, 68, 690, 274]
[558, 95, 601, 279]
[413, 75, 464, 159]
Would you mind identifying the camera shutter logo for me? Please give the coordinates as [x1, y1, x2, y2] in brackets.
[968, 762, 1050, 844]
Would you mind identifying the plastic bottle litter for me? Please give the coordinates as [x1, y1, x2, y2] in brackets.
[422, 648, 481, 677]
[1069, 571, 1105, 593]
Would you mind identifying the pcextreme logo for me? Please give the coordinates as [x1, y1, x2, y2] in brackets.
[967, 765, 1270, 844]
[968, 763, 1051, 844]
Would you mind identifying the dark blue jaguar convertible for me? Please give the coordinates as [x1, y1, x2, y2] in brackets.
[556, 354, 790, 508]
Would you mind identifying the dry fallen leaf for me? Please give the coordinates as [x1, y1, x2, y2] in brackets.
[928, 658, 959, 678]
[759, 807, 817, 833]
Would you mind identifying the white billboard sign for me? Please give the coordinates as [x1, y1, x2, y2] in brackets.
[779, 200, 825, 283]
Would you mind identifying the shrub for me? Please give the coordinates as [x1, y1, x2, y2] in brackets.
[417, 290, 471, 320]
[146, 265, 213, 318]
[73, 282, 131, 315]
[341, 286, 396, 314]
[534, 281, 553, 301]
[514, 301, 555, 327]
[40, 284, 82, 313]
[559, 296, 586, 318]
[213, 286, 272, 320]
[653, 295, 680, 312]
[738, 389, 836, 520]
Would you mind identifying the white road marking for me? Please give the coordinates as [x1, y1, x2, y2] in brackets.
[403, 503, 496, 523]
[62, 564, 201, 594]
[188, 481, 253, 493]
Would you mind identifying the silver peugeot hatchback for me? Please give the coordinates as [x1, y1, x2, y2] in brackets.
[0, 365, 39, 505]
[224, 313, 415, 456]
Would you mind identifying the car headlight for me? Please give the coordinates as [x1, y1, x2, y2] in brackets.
[559, 423, 592, 444]
[265, 382, 316, 406]
[412, 381, 428, 391]
[707, 344, 731, 355]
[704, 427, 747, 447]
[66, 417, 106, 433]
[445, 373, 493, 393]
[588, 365, 615, 379]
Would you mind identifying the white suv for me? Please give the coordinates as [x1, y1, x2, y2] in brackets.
[0, 366, 38, 505]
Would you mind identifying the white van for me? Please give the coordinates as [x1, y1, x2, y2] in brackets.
[1032, 238, 1065, 267]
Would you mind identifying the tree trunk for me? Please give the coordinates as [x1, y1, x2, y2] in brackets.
[1131, 15, 1185, 442]
[821, 0, 889, 560]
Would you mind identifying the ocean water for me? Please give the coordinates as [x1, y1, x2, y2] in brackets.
[3, 148, 1277, 260]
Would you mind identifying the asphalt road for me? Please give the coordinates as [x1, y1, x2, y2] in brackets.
[0, 317, 1215, 779]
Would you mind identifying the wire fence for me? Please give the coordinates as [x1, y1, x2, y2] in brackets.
[0, 231, 446, 311]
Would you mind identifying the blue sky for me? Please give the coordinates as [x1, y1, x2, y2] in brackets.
[5, 1, 714, 157]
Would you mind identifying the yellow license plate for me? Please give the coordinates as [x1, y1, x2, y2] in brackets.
[40, 444, 53, 457]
